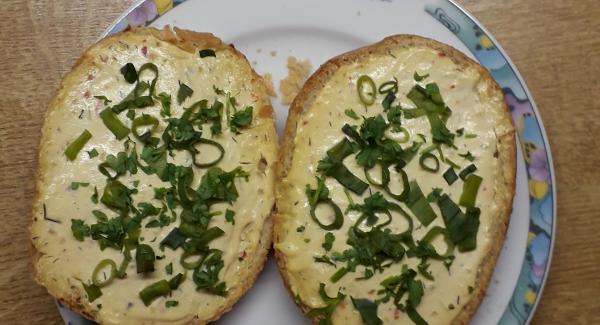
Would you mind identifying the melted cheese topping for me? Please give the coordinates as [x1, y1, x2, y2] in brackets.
[31, 32, 276, 324]
[276, 47, 509, 324]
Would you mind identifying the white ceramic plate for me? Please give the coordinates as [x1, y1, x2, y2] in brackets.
[58, 0, 556, 324]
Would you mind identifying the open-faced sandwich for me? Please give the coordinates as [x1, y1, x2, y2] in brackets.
[274, 35, 515, 324]
[30, 27, 277, 324]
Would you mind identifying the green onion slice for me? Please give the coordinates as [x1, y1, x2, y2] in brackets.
[139, 279, 171, 306]
[327, 138, 355, 161]
[64, 129, 92, 161]
[329, 164, 368, 195]
[459, 174, 483, 208]
[191, 138, 225, 168]
[357, 75, 376, 106]
[135, 244, 156, 274]
[459, 163, 477, 180]
[137, 63, 159, 95]
[100, 108, 130, 140]
[82, 282, 102, 302]
[116, 250, 132, 278]
[385, 127, 410, 143]
[385, 166, 409, 202]
[180, 251, 204, 269]
[406, 180, 438, 226]
[92, 259, 117, 287]
[419, 152, 440, 172]
[330, 267, 348, 283]
[443, 167, 458, 185]
[132, 115, 159, 142]
[310, 199, 344, 230]
[421, 226, 454, 257]
[363, 163, 389, 187]
[378, 78, 398, 94]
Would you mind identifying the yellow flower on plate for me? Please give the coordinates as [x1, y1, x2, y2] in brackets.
[524, 289, 537, 304]
[528, 180, 548, 199]
[479, 35, 493, 49]
[527, 232, 536, 244]
[154, 0, 173, 15]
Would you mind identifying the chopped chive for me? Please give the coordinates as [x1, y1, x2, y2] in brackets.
[64, 129, 92, 160]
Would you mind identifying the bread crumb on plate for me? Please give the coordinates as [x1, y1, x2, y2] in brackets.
[280, 56, 312, 105]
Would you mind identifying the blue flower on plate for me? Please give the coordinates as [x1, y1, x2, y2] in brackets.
[127, 0, 158, 27]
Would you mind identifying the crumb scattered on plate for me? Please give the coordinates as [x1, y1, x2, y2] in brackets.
[262, 73, 276, 97]
[280, 56, 312, 105]
[270, 50, 277, 57]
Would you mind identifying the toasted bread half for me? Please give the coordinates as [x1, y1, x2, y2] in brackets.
[274, 35, 515, 325]
[31, 27, 277, 324]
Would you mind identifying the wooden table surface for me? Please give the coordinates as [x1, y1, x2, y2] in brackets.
[1, 0, 599, 324]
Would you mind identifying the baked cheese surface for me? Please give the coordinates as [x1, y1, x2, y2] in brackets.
[276, 42, 514, 324]
[31, 29, 276, 324]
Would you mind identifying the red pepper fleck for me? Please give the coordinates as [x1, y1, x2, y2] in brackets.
[438, 52, 446, 57]
[450, 84, 456, 89]
[368, 289, 375, 295]
[239, 250, 247, 259]
[394, 309, 401, 320]
[302, 120, 308, 126]
[141, 46, 148, 57]
[87, 74, 94, 81]
[83, 90, 91, 98]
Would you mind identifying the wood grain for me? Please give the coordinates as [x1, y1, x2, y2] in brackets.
[0, 0, 598, 324]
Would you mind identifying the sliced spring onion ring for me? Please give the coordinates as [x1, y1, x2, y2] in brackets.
[378, 78, 398, 94]
[92, 259, 117, 287]
[177, 174, 195, 209]
[98, 162, 121, 180]
[191, 138, 225, 168]
[137, 63, 159, 95]
[363, 163, 390, 187]
[384, 127, 410, 143]
[310, 199, 343, 230]
[64, 129, 92, 161]
[132, 115, 159, 142]
[356, 75, 376, 106]
[459, 174, 483, 208]
[354, 209, 392, 231]
[421, 226, 454, 257]
[100, 108, 130, 140]
[419, 152, 440, 172]
[385, 166, 409, 202]
[180, 251, 204, 269]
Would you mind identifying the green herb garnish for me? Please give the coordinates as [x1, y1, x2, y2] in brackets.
[65, 130, 92, 160]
